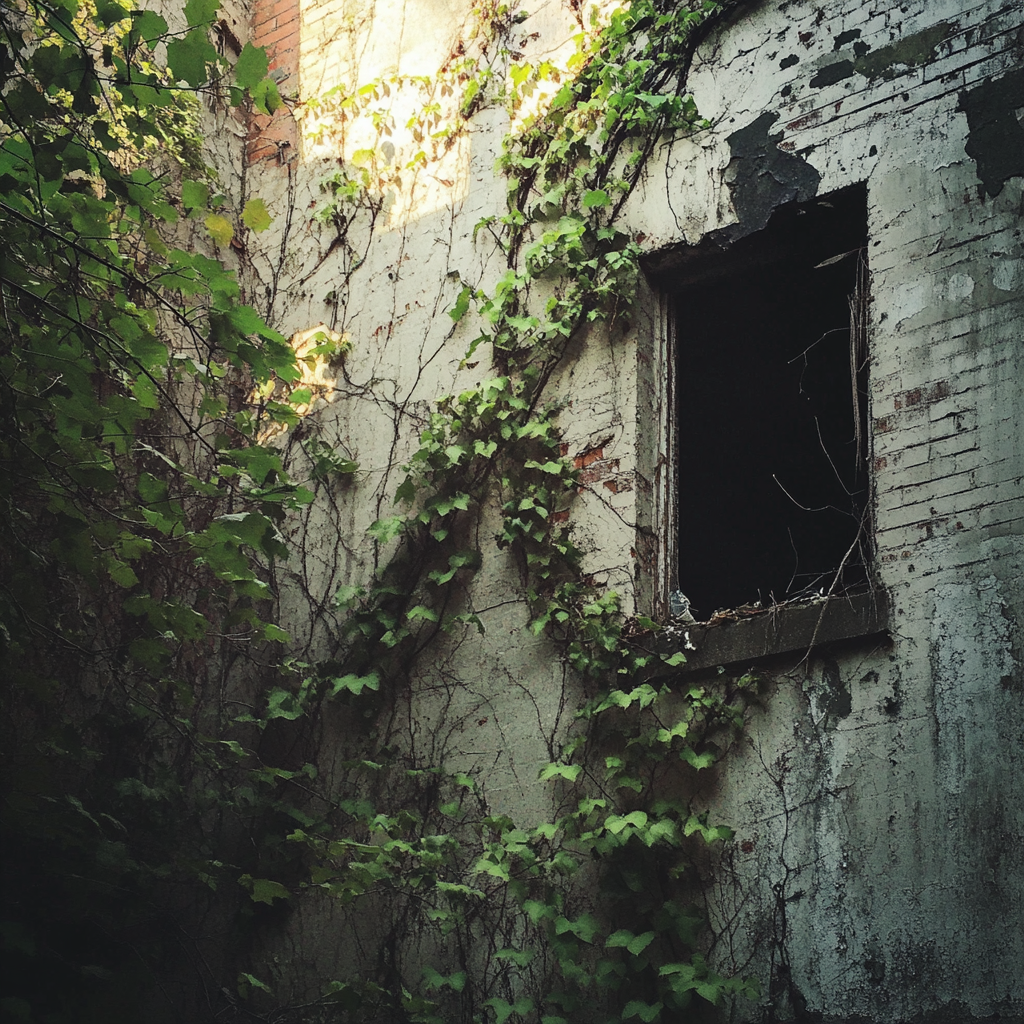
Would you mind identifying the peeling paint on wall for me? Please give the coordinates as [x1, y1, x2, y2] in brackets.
[809, 59, 854, 88]
[931, 576, 1017, 798]
[722, 111, 820, 238]
[852, 21, 956, 81]
[806, 656, 853, 731]
[809, 21, 957, 91]
[959, 66, 1024, 197]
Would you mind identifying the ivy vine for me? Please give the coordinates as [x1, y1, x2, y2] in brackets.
[0, 0, 763, 1021]
[256, 0, 764, 1021]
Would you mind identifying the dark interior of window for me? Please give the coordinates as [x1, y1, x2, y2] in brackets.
[669, 185, 869, 618]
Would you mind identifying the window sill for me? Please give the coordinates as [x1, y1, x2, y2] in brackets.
[657, 590, 889, 676]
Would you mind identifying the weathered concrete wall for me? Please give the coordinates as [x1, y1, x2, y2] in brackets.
[240, 0, 620, 848]
[623, 2, 1024, 1020]
[237, 0, 1024, 1017]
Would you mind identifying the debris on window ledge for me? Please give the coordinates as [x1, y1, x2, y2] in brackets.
[653, 589, 889, 676]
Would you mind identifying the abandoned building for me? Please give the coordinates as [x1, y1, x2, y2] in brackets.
[203, 0, 1024, 1017]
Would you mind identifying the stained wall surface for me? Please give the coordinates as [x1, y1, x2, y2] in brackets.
[237, 0, 1024, 1018]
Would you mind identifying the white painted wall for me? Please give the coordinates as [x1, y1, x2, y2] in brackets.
[238, 0, 1024, 1017]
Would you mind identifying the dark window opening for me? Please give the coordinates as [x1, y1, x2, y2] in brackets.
[670, 185, 870, 619]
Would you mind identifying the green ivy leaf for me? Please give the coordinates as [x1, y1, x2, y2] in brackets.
[483, 997, 534, 1024]
[329, 673, 380, 696]
[642, 819, 679, 846]
[96, 1, 128, 27]
[130, 9, 168, 43]
[333, 585, 364, 607]
[434, 492, 470, 516]
[494, 948, 535, 967]
[556, 913, 599, 943]
[422, 967, 467, 993]
[605, 810, 648, 835]
[184, 0, 219, 27]
[406, 605, 440, 623]
[249, 878, 290, 905]
[166, 28, 218, 87]
[368, 516, 404, 545]
[251, 77, 283, 114]
[241, 196, 272, 232]
[238, 972, 272, 994]
[233, 41, 268, 89]
[444, 444, 467, 465]
[448, 284, 473, 322]
[626, 930, 656, 956]
[394, 475, 416, 504]
[107, 559, 139, 588]
[181, 179, 209, 211]
[695, 981, 724, 1003]
[266, 688, 303, 721]
[680, 748, 716, 770]
[204, 213, 233, 246]
[622, 999, 663, 1022]
[538, 763, 582, 782]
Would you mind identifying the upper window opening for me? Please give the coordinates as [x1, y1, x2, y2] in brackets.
[669, 185, 870, 619]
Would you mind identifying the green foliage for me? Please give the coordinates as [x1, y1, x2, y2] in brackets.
[267, 0, 764, 1020]
[0, 0, 312, 1018]
[0, 0, 763, 1019]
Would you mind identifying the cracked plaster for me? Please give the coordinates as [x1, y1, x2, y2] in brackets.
[229, 0, 1024, 1017]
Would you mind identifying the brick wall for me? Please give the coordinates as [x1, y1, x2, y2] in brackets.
[870, 168, 1024, 586]
[247, 0, 299, 163]
[626, 1, 1024, 1017]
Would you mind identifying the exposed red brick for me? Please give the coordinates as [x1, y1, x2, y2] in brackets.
[787, 109, 822, 131]
[245, 106, 298, 163]
[896, 380, 951, 410]
[247, 0, 299, 166]
[257, 22, 299, 47]
[573, 447, 604, 469]
[251, 16, 278, 37]
[579, 459, 619, 486]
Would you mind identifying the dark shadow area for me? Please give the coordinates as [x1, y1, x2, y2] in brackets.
[667, 185, 869, 617]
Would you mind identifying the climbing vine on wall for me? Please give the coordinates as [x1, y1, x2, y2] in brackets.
[0, 0, 762, 1020]
[243, 0, 765, 1022]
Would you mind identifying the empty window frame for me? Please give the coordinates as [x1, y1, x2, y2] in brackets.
[669, 185, 870, 619]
